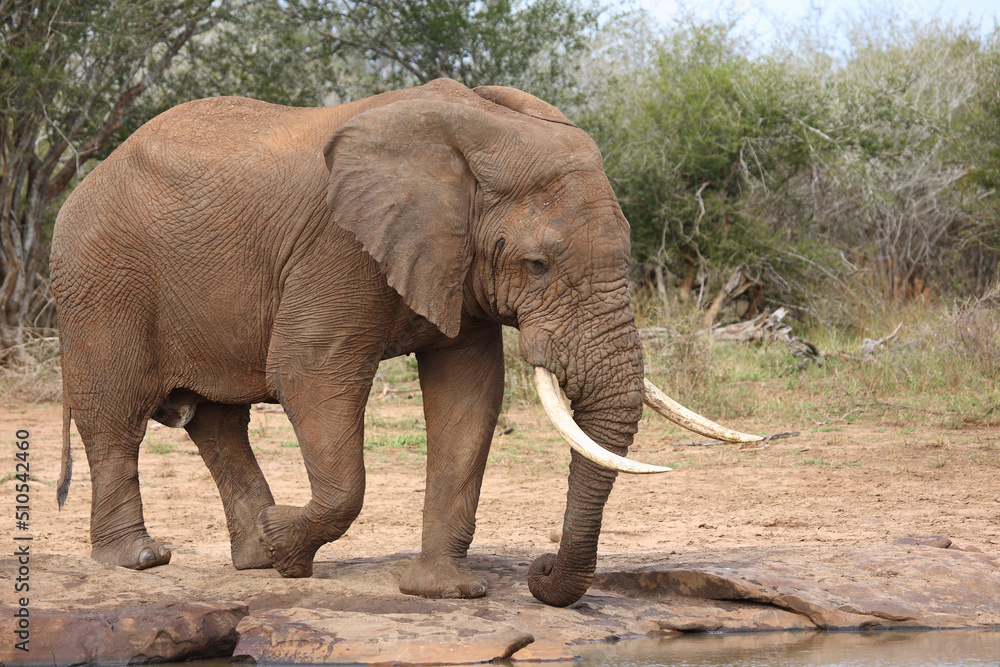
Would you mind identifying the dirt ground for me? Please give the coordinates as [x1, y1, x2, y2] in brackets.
[3, 381, 998, 579]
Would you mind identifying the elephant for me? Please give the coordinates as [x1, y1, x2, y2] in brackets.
[51, 78, 761, 607]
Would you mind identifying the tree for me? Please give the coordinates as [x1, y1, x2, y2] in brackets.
[0, 0, 217, 349]
[292, 0, 599, 105]
[783, 18, 999, 301]
[971, 28, 1000, 193]
[581, 18, 825, 313]
[146, 0, 368, 109]
[962, 26, 1000, 290]
[582, 11, 1000, 326]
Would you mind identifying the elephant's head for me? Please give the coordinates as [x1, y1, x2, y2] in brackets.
[324, 78, 761, 606]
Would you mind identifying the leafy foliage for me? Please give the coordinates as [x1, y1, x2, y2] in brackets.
[796, 20, 997, 301]
[143, 1, 371, 109]
[581, 12, 1000, 326]
[290, 0, 599, 105]
[580, 19, 835, 316]
[971, 29, 1000, 191]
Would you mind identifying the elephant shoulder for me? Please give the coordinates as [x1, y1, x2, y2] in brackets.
[125, 97, 294, 157]
[104, 98, 332, 195]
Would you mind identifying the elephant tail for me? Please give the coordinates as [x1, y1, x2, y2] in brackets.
[56, 403, 73, 510]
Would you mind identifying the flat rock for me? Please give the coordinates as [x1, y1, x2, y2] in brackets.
[0, 600, 248, 666]
[892, 535, 953, 549]
[595, 545, 1000, 630]
[509, 639, 576, 662]
[652, 599, 816, 633]
[234, 607, 533, 665]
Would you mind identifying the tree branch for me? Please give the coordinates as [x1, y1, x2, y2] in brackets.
[43, 16, 204, 204]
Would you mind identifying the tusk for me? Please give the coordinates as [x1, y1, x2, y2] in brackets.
[534, 367, 670, 474]
[643, 378, 763, 443]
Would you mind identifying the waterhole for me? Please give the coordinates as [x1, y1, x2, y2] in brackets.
[572, 630, 1000, 666]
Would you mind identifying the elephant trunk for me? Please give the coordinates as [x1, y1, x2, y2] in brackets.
[527, 449, 623, 606]
[527, 326, 643, 607]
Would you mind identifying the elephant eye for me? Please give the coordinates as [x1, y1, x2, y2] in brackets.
[527, 259, 548, 275]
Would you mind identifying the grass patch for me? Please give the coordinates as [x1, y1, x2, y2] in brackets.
[377, 356, 419, 384]
[663, 457, 700, 468]
[639, 299, 1000, 429]
[801, 457, 833, 467]
[143, 434, 175, 455]
[800, 457, 861, 468]
[364, 432, 428, 465]
[927, 455, 949, 469]
[366, 432, 427, 452]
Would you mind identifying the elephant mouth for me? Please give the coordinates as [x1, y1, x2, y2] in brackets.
[533, 367, 763, 474]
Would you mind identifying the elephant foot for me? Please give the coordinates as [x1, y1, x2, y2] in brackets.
[231, 530, 273, 570]
[91, 533, 172, 570]
[258, 504, 320, 578]
[399, 555, 488, 599]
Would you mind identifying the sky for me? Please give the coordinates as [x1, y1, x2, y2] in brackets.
[634, 0, 999, 49]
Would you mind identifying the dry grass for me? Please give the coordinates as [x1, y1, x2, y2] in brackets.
[500, 327, 537, 418]
[638, 289, 1000, 430]
[950, 286, 1000, 381]
[0, 331, 61, 404]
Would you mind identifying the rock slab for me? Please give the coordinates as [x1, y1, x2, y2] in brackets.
[595, 544, 1000, 630]
[0, 600, 248, 667]
[235, 607, 533, 665]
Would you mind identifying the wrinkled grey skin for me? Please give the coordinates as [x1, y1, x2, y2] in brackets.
[51, 78, 643, 607]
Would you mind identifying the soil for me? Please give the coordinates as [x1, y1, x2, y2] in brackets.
[3, 381, 999, 598]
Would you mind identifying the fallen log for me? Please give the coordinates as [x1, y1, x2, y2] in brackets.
[701, 265, 764, 329]
[861, 322, 903, 360]
[704, 307, 793, 344]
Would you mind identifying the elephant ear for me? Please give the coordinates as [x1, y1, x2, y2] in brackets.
[473, 86, 576, 127]
[324, 99, 516, 339]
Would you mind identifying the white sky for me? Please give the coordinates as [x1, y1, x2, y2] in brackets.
[634, 0, 999, 48]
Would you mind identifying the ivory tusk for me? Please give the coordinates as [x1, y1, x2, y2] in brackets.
[533, 367, 671, 474]
[643, 378, 763, 444]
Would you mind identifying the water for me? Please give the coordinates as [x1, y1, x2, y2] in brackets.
[132, 630, 1000, 666]
[572, 630, 1000, 666]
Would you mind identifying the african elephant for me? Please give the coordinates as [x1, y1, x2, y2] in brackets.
[51, 78, 760, 607]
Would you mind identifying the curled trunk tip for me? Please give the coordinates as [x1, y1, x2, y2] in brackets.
[527, 552, 588, 607]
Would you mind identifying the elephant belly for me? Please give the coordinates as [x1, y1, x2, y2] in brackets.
[155, 312, 273, 405]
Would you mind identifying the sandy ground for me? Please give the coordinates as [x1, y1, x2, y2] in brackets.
[3, 383, 998, 579]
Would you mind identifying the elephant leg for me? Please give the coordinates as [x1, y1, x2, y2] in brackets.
[74, 397, 172, 570]
[399, 324, 504, 598]
[257, 373, 370, 578]
[184, 402, 275, 569]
